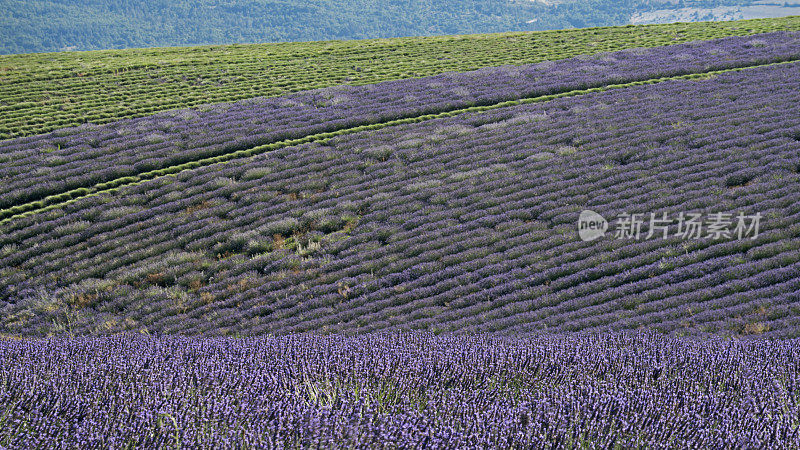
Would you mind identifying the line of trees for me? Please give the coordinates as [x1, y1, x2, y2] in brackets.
[0, 0, 762, 54]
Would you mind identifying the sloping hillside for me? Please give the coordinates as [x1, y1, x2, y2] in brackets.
[3, 18, 800, 448]
[2, 30, 799, 338]
[1, 16, 799, 139]
[1, 0, 791, 54]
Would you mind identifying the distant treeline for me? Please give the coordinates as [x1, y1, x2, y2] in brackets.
[0, 0, 762, 54]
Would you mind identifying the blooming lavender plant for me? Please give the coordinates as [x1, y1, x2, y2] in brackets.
[1, 32, 799, 211]
[1, 59, 798, 338]
[1, 333, 799, 448]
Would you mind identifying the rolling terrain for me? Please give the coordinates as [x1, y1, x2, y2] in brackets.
[3, 0, 794, 54]
[1, 17, 800, 447]
[2, 16, 799, 140]
[2, 30, 799, 338]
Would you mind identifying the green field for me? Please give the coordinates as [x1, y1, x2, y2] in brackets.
[2, 16, 800, 140]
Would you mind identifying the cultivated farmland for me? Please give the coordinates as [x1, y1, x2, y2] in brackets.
[2, 16, 800, 140]
[2, 333, 798, 447]
[1, 18, 800, 448]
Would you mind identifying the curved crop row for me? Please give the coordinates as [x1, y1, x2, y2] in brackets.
[1, 31, 799, 215]
[1, 61, 798, 338]
[2, 16, 799, 139]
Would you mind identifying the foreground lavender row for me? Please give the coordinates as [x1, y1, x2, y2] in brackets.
[1, 32, 799, 210]
[2, 61, 799, 338]
[0, 333, 798, 448]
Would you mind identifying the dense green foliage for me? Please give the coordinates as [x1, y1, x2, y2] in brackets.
[0, 0, 765, 55]
[2, 16, 799, 140]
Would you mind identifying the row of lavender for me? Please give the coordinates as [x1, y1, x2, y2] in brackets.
[1, 32, 799, 210]
[2, 333, 799, 448]
[2, 61, 798, 338]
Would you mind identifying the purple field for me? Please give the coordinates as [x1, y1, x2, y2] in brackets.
[3, 333, 800, 448]
[3, 34, 800, 338]
[1, 32, 799, 211]
[2, 30, 800, 447]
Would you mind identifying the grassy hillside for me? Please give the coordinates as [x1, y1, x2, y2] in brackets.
[1, 16, 799, 140]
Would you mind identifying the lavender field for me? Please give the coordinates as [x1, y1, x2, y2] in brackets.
[1, 27, 800, 447]
[3, 333, 800, 447]
[2, 32, 799, 214]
